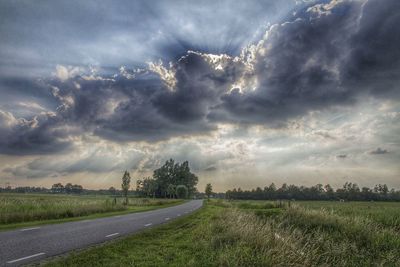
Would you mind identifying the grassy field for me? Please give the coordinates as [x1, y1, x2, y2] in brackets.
[0, 193, 183, 230]
[45, 200, 400, 267]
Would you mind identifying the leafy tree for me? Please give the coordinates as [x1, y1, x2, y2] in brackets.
[71, 184, 83, 194]
[121, 171, 131, 205]
[324, 184, 334, 199]
[136, 177, 158, 198]
[51, 183, 64, 193]
[167, 184, 176, 198]
[136, 180, 143, 192]
[65, 183, 73, 194]
[147, 179, 158, 198]
[152, 159, 198, 198]
[175, 161, 198, 196]
[205, 183, 213, 199]
[153, 159, 176, 198]
[176, 185, 188, 199]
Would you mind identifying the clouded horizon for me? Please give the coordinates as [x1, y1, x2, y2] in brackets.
[0, 0, 399, 191]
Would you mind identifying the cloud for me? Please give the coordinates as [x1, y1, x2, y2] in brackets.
[370, 148, 388, 155]
[0, 0, 400, 156]
[0, 110, 75, 155]
[209, 0, 400, 125]
[54, 65, 83, 81]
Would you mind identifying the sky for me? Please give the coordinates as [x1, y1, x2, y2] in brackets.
[0, 0, 399, 191]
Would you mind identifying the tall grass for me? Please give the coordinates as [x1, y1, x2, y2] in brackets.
[0, 194, 126, 224]
[300, 201, 400, 230]
[0, 193, 182, 224]
[45, 200, 400, 266]
[210, 201, 400, 266]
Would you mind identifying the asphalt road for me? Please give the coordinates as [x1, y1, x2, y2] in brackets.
[0, 199, 203, 266]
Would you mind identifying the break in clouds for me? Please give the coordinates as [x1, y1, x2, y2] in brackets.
[0, 0, 399, 190]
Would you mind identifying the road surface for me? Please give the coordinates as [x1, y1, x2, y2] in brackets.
[0, 199, 203, 266]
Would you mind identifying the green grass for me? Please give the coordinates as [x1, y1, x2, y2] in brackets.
[0, 193, 183, 231]
[44, 199, 400, 267]
[298, 200, 400, 230]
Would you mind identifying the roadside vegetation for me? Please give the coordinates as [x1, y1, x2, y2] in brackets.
[45, 200, 400, 267]
[0, 193, 183, 230]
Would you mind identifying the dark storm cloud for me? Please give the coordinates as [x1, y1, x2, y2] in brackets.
[0, 0, 400, 156]
[210, 0, 400, 124]
[153, 52, 236, 122]
[0, 111, 73, 155]
[344, 0, 400, 99]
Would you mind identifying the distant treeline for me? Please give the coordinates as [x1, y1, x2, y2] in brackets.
[226, 182, 400, 201]
[0, 183, 123, 195]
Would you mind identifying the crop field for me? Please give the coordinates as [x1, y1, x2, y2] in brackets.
[46, 200, 400, 267]
[0, 193, 182, 229]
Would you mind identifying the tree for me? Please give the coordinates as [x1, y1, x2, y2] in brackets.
[51, 183, 64, 193]
[153, 159, 198, 198]
[147, 179, 158, 198]
[176, 185, 188, 199]
[65, 183, 73, 194]
[136, 177, 157, 198]
[324, 184, 334, 199]
[167, 184, 176, 198]
[205, 183, 213, 199]
[121, 171, 131, 205]
[153, 159, 176, 198]
[71, 184, 83, 194]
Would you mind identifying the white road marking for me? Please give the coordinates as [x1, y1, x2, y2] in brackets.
[7, 252, 45, 264]
[177, 214, 181, 217]
[184, 211, 188, 214]
[105, 233, 119, 238]
[20, 227, 40, 232]
[165, 217, 170, 221]
[144, 223, 152, 227]
[114, 215, 121, 218]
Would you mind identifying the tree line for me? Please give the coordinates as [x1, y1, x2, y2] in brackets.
[226, 182, 400, 201]
[0, 185, 131, 195]
[0, 183, 85, 194]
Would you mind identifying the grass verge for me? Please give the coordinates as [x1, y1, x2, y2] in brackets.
[0, 193, 184, 231]
[43, 200, 400, 267]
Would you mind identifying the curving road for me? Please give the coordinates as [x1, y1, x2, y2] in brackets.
[0, 200, 203, 266]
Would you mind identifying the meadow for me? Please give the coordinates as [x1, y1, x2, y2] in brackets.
[0, 193, 182, 230]
[46, 200, 400, 267]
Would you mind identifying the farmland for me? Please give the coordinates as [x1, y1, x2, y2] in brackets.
[0, 193, 183, 230]
[46, 200, 400, 267]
